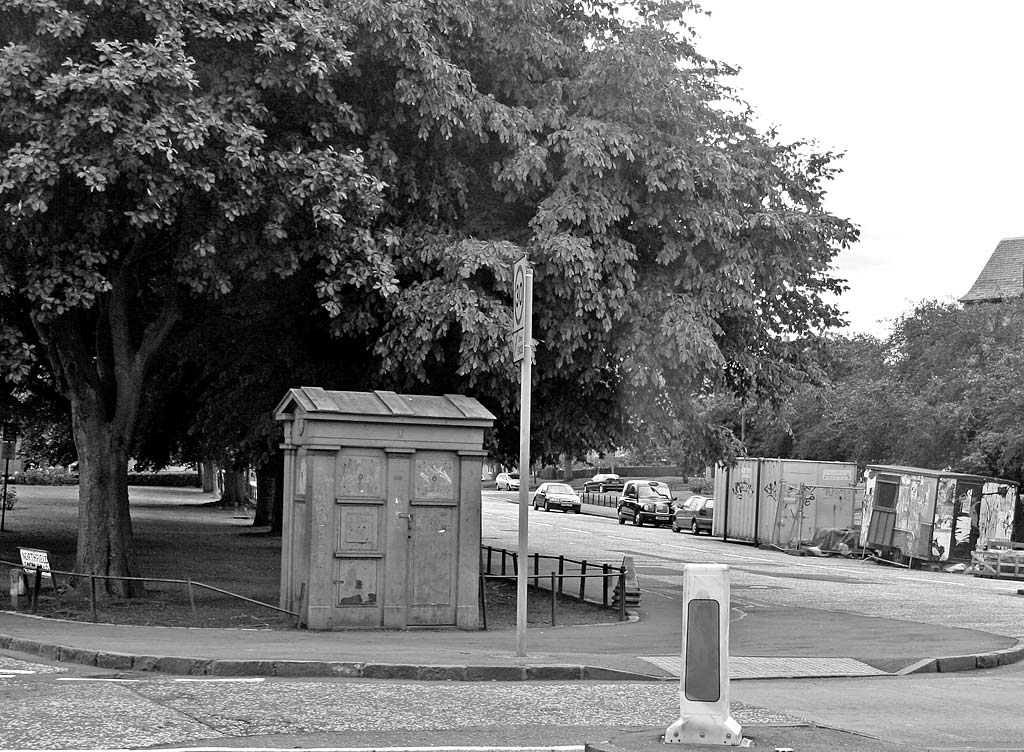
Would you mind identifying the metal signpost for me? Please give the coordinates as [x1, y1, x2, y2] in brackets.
[511, 256, 532, 657]
[0, 426, 16, 532]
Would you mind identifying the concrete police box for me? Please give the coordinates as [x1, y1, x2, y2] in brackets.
[275, 387, 494, 630]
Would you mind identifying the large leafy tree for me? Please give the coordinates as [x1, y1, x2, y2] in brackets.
[2, 0, 857, 594]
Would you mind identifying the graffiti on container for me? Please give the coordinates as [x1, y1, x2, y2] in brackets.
[732, 480, 754, 498]
[762, 480, 779, 500]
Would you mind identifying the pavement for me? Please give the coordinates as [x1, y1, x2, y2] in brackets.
[0, 559, 1021, 683]
[2, 584, 1022, 752]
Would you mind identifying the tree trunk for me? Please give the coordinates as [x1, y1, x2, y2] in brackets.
[219, 469, 251, 507]
[33, 279, 180, 600]
[253, 451, 283, 533]
[71, 403, 143, 598]
[201, 460, 217, 492]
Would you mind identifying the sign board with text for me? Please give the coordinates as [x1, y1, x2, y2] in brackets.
[19, 547, 52, 579]
[511, 257, 529, 363]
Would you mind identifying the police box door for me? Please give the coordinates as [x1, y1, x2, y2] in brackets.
[406, 454, 459, 626]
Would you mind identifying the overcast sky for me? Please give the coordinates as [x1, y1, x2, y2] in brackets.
[691, 1, 1024, 337]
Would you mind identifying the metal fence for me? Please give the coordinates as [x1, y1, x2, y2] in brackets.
[479, 545, 628, 628]
[1, 558, 299, 626]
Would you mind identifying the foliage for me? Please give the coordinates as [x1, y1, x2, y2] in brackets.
[128, 0, 857, 474]
[735, 299, 1024, 488]
[11, 465, 77, 485]
[1, 0, 858, 584]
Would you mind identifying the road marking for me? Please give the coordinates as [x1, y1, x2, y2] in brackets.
[57, 677, 143, 683]
[173, 677, 265, 683]
[28, 749, 583, 752]
[641, 655, 890, 679]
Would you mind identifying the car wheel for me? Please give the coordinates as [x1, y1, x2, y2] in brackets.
[573, 506, 581, 514]
[617, 513, 626, 525]
[672, 522, 681, 533]
[544, 501, 551, 512]
[632, 513, 643, 527]
[691, 520, 699, 535]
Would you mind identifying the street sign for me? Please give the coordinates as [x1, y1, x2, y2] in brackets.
[511, 256, 529, 363]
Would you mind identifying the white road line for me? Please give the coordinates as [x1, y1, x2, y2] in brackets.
[57, 747, 586, 752]
[173, 677, 265, 683]
[56, 677, 143, 683]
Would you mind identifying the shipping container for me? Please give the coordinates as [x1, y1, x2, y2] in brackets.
[714, 458, 861, 549]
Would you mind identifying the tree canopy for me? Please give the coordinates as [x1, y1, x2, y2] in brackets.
[1, 0, 857, 590]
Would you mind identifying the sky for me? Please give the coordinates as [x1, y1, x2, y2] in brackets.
[690, 1, 1024, 337]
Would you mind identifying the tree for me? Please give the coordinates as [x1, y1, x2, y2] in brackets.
[0, 0, 432, 594]
[2, 0, 857, 594]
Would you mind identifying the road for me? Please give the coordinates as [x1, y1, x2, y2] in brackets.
[1, 491, 1024, 750]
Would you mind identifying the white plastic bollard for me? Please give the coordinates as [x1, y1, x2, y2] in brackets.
[664, 563, 743, 746]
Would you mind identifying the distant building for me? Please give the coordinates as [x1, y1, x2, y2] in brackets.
[960, 236, 1024, 304]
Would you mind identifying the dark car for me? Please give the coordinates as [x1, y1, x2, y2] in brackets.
[673, 495, 715, 535]
[532, 482, 582, 513]
[582, 473, 625, 493]
[616, 480, 675, 527]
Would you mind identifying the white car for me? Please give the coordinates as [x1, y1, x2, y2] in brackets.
[495, 472, 520, 491]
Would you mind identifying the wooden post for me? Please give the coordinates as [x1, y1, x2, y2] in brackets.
[478, 574, 488, 630]
[550, 573, 557, 626]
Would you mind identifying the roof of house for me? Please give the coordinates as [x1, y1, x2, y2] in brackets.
[960, 237, 1024, 303]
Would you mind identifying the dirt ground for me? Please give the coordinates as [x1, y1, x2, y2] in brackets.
[0, 485, 621, 630]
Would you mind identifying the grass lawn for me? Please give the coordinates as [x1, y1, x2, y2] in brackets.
[0, 484, 621, 631]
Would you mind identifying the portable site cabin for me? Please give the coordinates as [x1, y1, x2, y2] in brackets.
[275, 387, 494, 630]
[861, 465, 1018, 565]
[713, 458, 861, 549]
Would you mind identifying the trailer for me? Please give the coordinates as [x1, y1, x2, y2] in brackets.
[861, 465, 1018, 566]
[713, 458, 861, 549]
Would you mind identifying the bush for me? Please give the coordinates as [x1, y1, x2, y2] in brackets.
[11, 466, 78, 485]
[128, 472, 201, 487]
[688, 476, 714, 495]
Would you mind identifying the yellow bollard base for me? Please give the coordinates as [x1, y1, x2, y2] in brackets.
[664, 714, 743, 746]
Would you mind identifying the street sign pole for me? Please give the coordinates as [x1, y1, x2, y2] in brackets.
[513, 258, 533, 657]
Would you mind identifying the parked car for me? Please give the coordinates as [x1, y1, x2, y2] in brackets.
[582, 473, 625, 494]
[495, 472, 520, 491]
[617, 480, 675, 527]
[531, 482, 582, 513]
[673, 495, 715, 535]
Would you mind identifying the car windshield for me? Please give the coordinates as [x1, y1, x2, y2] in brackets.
[637, 485, 671, 500]
[509, 473, 519, 479]
[546, 483, 574, 494]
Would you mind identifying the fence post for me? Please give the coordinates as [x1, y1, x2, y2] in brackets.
[579, 560, 587, 601]
[557, 555, 564, 595]
[512, 552, 518, 576]
[533, 552, 539, 588]
[550, 573, 557, 627]
[479, 574, 488, 630]
[30, 567, 41, 614]
[619, 567, 627, 621]
[602, 563, 610, 607]
[486, 546, 493, 575]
